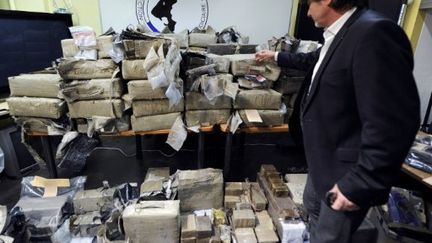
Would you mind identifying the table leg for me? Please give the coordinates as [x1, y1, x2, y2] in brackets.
[40, 136, 58, 178]
[197, 132, 205, 169]
[135, 134, 143, 160]
[224, 132, 233, 180]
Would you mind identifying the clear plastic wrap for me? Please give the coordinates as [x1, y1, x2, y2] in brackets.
[165, 82, 183, 107]
[166, 116, 187, 151]
[405, 137, 432, 173]
[20, 176, 86, 199]
[201, 75, 224, 103]
[69, 26, 97, 60]
[144, 45, 169, 89]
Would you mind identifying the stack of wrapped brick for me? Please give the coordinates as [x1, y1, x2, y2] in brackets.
[226, 54, 285, 127]
[188, 26, 218, 52]
[58, 35, 127, 134]
[184, 57, 235, 127]
[122, 36, 184, 132]
[7, 72, 68, 134]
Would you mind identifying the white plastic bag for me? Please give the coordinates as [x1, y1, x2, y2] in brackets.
[69, 26, 97, 60]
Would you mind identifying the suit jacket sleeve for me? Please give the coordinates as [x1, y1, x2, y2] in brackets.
[277, 49, 320, 71]
[337, 20, 420, 207]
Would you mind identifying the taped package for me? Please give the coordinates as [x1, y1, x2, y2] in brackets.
[254, 226, 279, 243]
[205, 54, 231, 73]
[58, 59, 117, 80]
[185, 92, 232, 110]
[127, 80, 167, 100]
[141, 167, 170, 196]
[73, 187, 116, 214]
[9, 73, 62, 98]
[185, 109, 231, 127]
[206, 44, 237, 55]
[189, 33, 217, 48]
[233, 209, 256, 228]
[60, 78, 123, 102]
[14, 117, 69, 134]
[122, 200, 180, 243]
[235, 228, 257, 243]
[71, 211, 102, 237]
[97, 35, 114, 59]
[131, 112, 180, 132]
[239, 110, 285, 127]
[162, 29, 189, 48]
[177, 168, 223, 212]
[227, 54, 281, 81]
[132, 99, 184, 117]
[122, 59, 148, 80]
[68, 99, 124, 118]
[123, 39, 164, 59]
[7, 97, 66, 119]
[61, 39, 79, 58]
[234, 89, 282, 110]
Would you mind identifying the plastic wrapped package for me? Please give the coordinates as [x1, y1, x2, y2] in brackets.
[86, 115, 131, 135]
[226, 54, 281, 81]
[7, 97, 66, 119]
[239, 109, 285, 127]
[68, 99, 125, 119]
[127, 80, 167, 100]
[131, 113, 180, 132]
[189, 26, 218, 48]
[61, 39, 79, 58]
[97, 35, 114, 59]
[122, 200, 180, 243]
[144, 45, 169, 89]
[404, 142, 432, 173]
[58, 59, 118, 80]
[20, 176, 86, 198]
[177, 168, 223, 212]
[234, 89, 282, 110]
[205, 54, 230, 73]
[185, 92, 232, 110]
[122, 60, 148, 80]
[56, 134, 100, 173]
[132, 99, 184, 117]
[70, 211, 103, 237]
[60, 78, 123, 102]
[165, 81, 184, 107]
[69, 26, 97, 60]
[234, 228, 257, 243]
[73, 187, 116, 214]
[134, 39, 164, 59]
[185, 110, 231, 127]
[8, 73, 62, 98]
[388, 188, 422, 227]
[162, 29, 189, 48]
[14, 195, 73, 240]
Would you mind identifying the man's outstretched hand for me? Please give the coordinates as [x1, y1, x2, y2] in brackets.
[255, 50, 276, 62]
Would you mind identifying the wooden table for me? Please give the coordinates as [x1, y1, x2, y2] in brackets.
[220, 124, 289, 178]
[29, 126, 214, 178]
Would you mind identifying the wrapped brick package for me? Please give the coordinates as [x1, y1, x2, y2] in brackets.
[68, 99, 124, 118]
[122, 59, 148, 80]
[60, 78, 123, 102]
[227, 54, 281, 81]
[205, 54, 231, 73]
[122, 200, 180, 243]
[7, 97, 66, 119]
[185, 109, 231, 127]
[162, 29, 189, 49]
[9, 74, 62, 98]
[132, 99, 184, 117]
[189, 33, 217, 48]
[61, 39, 79, 58]
[131, 112, 180, 132]
[178, 168, 224, 212]
[97, 35, 114, 59]
[239, 110, 285, 127]
[58, 59, 117, 80]
[185, 92, 232, 110]
[234, 89, 282, 110]
[127, 80, 167, 100]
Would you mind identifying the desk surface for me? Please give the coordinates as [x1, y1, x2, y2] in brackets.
[402, 164, 432, 189]
[220, 124, 289, 133]
[28, 125, 215, 137]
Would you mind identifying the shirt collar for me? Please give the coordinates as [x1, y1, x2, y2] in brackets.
[323, 7, 357, 40]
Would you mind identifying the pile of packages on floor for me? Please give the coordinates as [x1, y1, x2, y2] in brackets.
[6, 25, 317, 152]
[0, 165, 309, 242]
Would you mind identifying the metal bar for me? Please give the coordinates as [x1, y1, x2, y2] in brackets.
[224, 133, 233, 179]
[40, 136, 58, 178]
[135, 134, 143, 160]
[197, 132, 205, 169]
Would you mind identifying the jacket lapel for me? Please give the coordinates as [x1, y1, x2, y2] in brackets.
[302, 8, 365, 117]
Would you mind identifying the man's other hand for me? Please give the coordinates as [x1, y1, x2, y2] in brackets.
[255, 50, 276, 62]
[329, 184, 360, 211]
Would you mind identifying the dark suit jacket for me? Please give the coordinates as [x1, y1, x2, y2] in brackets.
[278, 8, 420, 207]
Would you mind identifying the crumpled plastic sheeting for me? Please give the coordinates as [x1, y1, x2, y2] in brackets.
[15, 117, 70, 135]
[59, 78, 123, 103]
[166, 116, 188, 151]
[227, 111, 243, 134]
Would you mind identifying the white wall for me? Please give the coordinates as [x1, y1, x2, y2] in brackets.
[100, 0, 292, 44]
[413, 11, 432, 121]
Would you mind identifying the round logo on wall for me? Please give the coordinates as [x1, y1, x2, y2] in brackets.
[136, 0, 209, 33]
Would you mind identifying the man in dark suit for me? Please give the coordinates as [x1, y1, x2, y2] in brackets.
[256, 0, 420, 242]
